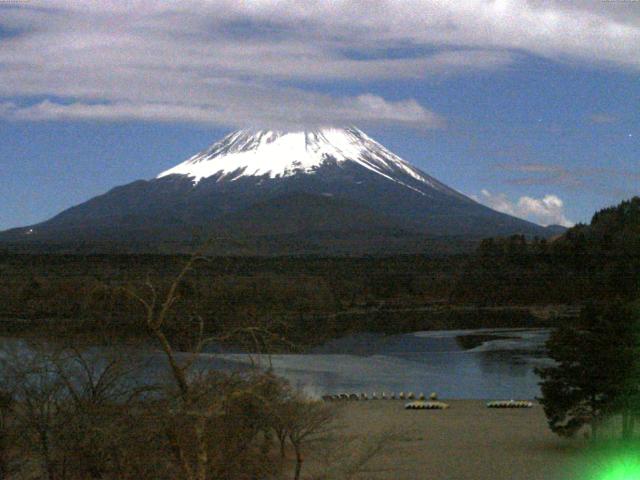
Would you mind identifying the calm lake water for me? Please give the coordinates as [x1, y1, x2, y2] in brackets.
[1, 328, 552, 400]
[191, 328, 552, 400]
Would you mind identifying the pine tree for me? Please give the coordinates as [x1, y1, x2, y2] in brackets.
[536, 301, 640, 440]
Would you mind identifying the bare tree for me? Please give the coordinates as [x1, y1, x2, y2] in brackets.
[52, 345, 156, 479]
[0, 387, 14, 479]
[123, 252, 291, 480]
[0, 340, 157, 480]
[284, 399, 335, 480]
[2, 345, 66, 480]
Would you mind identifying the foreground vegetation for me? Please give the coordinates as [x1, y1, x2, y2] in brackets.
[1, 338, 395, 480]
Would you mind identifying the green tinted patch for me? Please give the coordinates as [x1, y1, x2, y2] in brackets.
[597, 455, 640, 480]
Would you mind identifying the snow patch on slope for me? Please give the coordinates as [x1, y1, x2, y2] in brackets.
[157, 127, 452, 196]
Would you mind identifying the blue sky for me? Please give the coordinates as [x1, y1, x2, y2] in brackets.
[0, 1, 638, 230]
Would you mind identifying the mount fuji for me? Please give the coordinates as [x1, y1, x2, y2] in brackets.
[0, 127, 563, 254]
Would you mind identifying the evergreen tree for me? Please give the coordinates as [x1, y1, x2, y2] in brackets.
[536, 301, 640, 440]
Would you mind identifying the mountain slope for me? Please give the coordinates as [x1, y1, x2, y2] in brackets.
[0, 127, 561, 253]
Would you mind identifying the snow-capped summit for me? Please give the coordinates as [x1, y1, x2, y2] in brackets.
[0, 125, 562, 254]
[157, 127, 455, 197]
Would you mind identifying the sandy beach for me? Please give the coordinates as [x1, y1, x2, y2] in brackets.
[308, 400, 588, 480]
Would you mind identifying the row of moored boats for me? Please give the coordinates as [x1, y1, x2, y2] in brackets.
[322, 393, 533, 409]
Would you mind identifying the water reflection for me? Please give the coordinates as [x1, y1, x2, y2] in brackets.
[0, 328, 551, 400]
[210, 328, 551, 399]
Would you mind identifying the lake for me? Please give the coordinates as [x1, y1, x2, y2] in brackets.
[1, 327, 551, 400]
[191, 328, 552, 400]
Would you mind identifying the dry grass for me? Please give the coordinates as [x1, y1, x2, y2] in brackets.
[304, 400, 587, 480]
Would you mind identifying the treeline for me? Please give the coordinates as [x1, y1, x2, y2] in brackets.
[0, 254, 463, 318]
[0, 254, 469, 346]
[454, 197, 640, 305]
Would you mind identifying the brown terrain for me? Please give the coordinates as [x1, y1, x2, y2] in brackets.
[306, 400, 590, 480]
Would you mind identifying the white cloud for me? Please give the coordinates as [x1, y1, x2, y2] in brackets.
[0, 94, 443, 130]
[0, 1, 637, 127]
[475, 189, 574, 227]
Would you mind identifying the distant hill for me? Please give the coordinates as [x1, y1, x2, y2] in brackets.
[556, 196, 640, 253]
[454, 196, 640, 305]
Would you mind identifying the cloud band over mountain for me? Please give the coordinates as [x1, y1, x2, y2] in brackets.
[0, 0, 638, 128]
